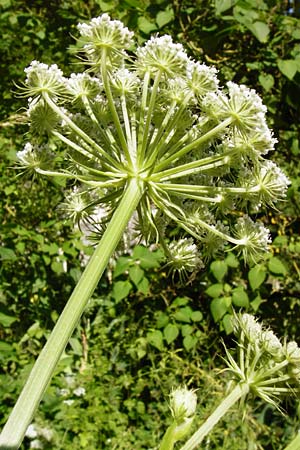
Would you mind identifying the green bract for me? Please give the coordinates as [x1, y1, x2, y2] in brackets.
[18, 13, 289, 271]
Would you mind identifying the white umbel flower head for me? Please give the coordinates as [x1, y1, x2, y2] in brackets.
[77, 14, 134, 68]
[136, 35, 189, 77]
[21, 61, 66, 100]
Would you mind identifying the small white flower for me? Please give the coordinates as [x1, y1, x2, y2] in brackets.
[235, 313, 263, 343]
[170, 386, 197, 421]
[25, 424, 38, 439]
[30, 439, 43, 449]
[73, 386, 86, 397]
[286, 341, 300, 364]
[261, 330, 283, 359]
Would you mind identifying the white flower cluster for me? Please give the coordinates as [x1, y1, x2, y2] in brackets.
[228, 313, 300, 408]
[77, 14, 134, 68]
[18, 14, 290, 270]
[136, 35, 189, 76]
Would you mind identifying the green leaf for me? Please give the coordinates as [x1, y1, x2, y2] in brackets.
[225, 253, 239, 268]
[232, 287, 249, 308]
[137, 17, 157, 34]
[248, 265, 266, 290]
[146, 330, 164, 350]
[163, 323, 179, 344]
[113, 256, 131, 278]
[268, 256, 288, 275]
[129, 265, 144, 287]
[132, 245, 164, 269]
[259, 73, 274, 92]
[95, 0, 115, 11]
[174, 306, 193, 323]
[205, 283, 224, 298]
[210, 260, 228, 282]
[0, 341, 14, 355]
[0, 247, 17, 261]
[251, 293, 264, 312]
[172, 296, 190, 307]
[183, 334, 198, 351]
[0, 312, 17, 327]
[210, 297, 230, 322]
[248, 21, 270, 43]
[215, 0, 235, 15]
[222, 314, 234, 334]
[190, 310, 203, 322]
[137, 277, 149, 295]
[181, 324, 194, 337]
[156, 312, 169, 329]
[156, 8, 174, 28]
[277, 59, 298, 80]
[111, 280, 132, 303]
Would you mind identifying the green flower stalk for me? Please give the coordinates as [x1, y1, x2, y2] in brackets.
[178, 314, 300, 450]
[0, 14, 289, 448]
[159, 386, 198, 450]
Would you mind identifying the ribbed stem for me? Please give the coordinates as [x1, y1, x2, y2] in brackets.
[179, 383, 249, 450]
[283, 432, 300, 450]
[0, 177, 143, 450]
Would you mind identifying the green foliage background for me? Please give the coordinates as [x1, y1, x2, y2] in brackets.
[0, 0, 300, 448]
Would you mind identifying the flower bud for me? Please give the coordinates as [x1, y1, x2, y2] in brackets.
[170, 386, 197, 422]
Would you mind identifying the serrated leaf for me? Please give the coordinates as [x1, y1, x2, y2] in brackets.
[129, 265, 144, 287]
[163, 323, 179, 344]
[146, 330, 164, 350]
[181, 324, 194, 337]
[210, 297, 230, 322]
[113, 256, 131, 278]
[222, 314, 234, 334]
[215, 0, 235, 15]
[137, 277, 149, 294]
[205, 283, 224, 298]
[0, 312, 17, 327]
[183, 334, 198, 351]
[232, 287, 249, 308]
[156, 8, 174, 28]
[137, 17, 157, 35]
[174, 306, 193, 323]
[210, 260, 228, 282]
[268, 256, 288, 275]
[277, 59, 298, 80]
[132, 245, 164, 269]
[156, 312, 169, 329]
[248, 265, 266, 290]
[259, 73, 274, 92]
[249, 21, 270, 43]
[251, 293, 264, 312]
[172, 296, 190, 307]
[111, 280, 132, 303]
[225, 253, 239, 268]
[191, 310, 203, 322]
[0, 341, 14, 355]
[0, 247, 16, 261]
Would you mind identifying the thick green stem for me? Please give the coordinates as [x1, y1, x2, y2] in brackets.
[159, 423, 177, 450]
[283, 432, 300, 450]
[179, 383, 249, 450]
[0, 177, 143, 450]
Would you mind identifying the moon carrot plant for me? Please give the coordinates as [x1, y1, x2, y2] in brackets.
[0, 14, 290, 449]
